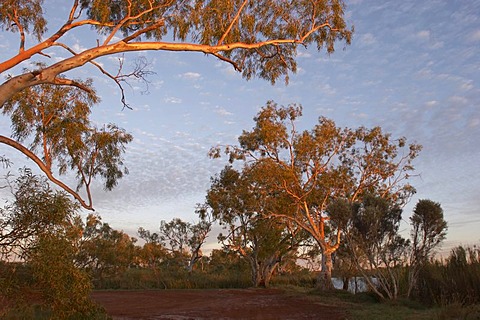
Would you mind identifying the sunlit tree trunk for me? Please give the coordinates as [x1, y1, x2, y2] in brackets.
[317, 250, 335, 290]
[250, 255, 280, 288]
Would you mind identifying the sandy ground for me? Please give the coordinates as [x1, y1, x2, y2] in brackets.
[92, 288, 347, 320]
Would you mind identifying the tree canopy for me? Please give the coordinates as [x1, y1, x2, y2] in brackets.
[211, 101, 422, 289]
[0, 0, 352, 105]
[205, 165, 306, 287]
[0, 0, 353, 209]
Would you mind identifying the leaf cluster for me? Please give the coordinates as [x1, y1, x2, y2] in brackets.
[170, 0, 352, 83]
[2, 79, 132, 209]
[0, 0, 47, 41]
[0, 168, 78, 258]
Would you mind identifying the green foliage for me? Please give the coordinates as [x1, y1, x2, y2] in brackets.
[138, 216, 212, 273]
[0, 168, 79, 258]
[409, 199, 448, 298]
[79, 0, 170, 39]
[212, 101, 421, 289]
[2, 78, 96, 146]
[1, 80, 132, 209]
[346, 195, 410, 300]
[0, 170, 108, 319]
[205, 164, 305, 287]
[91, 249, 252, 290]
[410, 199, 448, 264]
[28, 234, 106, 319]
[76, 214, 138, 285]
[0, 0, 46, 42]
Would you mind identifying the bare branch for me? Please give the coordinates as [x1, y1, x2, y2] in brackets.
[212, 52, 241, 71]
[217, 0, 249, 46]
[53, 43, 153, 109]
[52, 77, 95, 94]
[0, 135, 94, 210]
[104, 0, 164, 45]
[122, 19, 165, 43]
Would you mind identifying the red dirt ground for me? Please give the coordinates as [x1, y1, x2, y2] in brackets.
[92, 288, 347, 320]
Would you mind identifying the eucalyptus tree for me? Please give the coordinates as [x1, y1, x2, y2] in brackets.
[139, 215, 212, 272]
[137, 227, 168, 270]
[1, 76, 132, 210]
[0, 169, 104, 318]
[76, 214, 138, 282]
[346, 194, 410, 300]
[0, 168, 79, 260]
[211, 101, 421, 289]
[408, 199, 447, 297]
[205, 165, 306, 287]
[0, 0, 352, 208]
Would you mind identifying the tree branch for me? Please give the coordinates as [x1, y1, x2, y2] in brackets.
[0, 135, 94, 211]
[217, 0, 249, 46]
[0, 38, 302, 108]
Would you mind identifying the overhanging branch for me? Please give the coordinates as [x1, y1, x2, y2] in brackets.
[0, 135, 94, 211]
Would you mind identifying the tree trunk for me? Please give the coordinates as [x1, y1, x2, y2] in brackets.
[250, 257, 279, 288]
[316, 250, 334, 290]
[342, 277, 350, 291]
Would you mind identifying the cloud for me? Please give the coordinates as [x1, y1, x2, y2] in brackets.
[425, 100, 438, 108]
[460, 80, 474, 91]
[360, 33, 377, 45]
[469, 118, 480, 128]
[350, 112, 368, 120]
[71, 42, 89, 53]
[468, 30, 480, 42]
[151, 80, 164, 89]
[297, 50, 312, 58]
[317, 83, 336, 95]
[414, 29, 443, 49]
[448, 96, 468, 106]
[214, 106, 233, 116]
[416, 30, 430, 40]
[179, 72, 202, 80]
[164, 97, 182, 104]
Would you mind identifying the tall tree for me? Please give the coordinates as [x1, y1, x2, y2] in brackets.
[212, 101, 421, 289]
[408, 199, 447, 297]
[0, 1, 352, 208]
[346, 194, 410, 300]
[206, 165, 305, 287]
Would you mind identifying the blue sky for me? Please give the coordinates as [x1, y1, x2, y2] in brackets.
[0, 0, 479, 253]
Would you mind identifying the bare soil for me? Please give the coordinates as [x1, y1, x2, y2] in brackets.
[92, 288, 347, 320]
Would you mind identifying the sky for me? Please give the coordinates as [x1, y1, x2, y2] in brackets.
[0, 0, 479, 254]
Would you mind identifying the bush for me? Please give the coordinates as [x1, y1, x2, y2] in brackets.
[413, 245, 480, 306]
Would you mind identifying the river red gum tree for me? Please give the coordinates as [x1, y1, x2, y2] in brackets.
[213, 101, 421, 289]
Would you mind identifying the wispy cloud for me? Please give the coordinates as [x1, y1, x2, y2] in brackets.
[359, 33, 377, 46]
[179, 72, 202, 80]
[468, 30, 480, 42]
[214, 106, 233, 116]
[164, 97, 182, 104]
